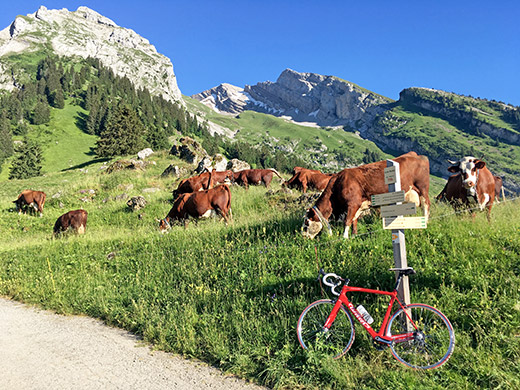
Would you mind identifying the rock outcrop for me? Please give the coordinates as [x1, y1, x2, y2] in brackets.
[0, 6, 182, 102]
[192, 69, 391, 127]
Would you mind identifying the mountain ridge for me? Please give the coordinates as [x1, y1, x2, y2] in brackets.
[0, 6, 181, 102]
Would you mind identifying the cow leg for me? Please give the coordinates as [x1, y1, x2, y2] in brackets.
[342, 224, 350, 239]
[342, 206, 358, 239]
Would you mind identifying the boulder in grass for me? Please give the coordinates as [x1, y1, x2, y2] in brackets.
[227, 158, 250, 172]
[170, 137, 208, 164]
[127, 196, 147, 211]
[137, 148, 154, 160]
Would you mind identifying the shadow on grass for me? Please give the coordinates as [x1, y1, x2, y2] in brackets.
[61, 157, 111, 172]
[75, 112, 88, 134]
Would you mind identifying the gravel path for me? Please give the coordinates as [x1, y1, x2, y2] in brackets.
[0, 298, 266, 390]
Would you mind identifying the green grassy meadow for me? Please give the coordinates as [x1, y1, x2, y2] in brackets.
[1, 150, 519, 389]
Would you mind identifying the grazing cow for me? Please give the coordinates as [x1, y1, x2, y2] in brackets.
[302, 152, 431, 239]
[233, 169, 284, 189]
[13, 190, 46, 217]
[436, 173, 467, 206]
[53, 209, 88, 236]
[173, 170, 233, 198]
[159, 184, 232, 232]
[285, 169, 335, 193]
[292, 166, 322, 175]
[444, 157, 495, 220]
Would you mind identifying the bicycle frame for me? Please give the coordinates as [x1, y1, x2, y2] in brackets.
[323, 284, 417, 344]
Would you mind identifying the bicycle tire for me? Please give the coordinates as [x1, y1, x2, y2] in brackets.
[386, 303, 455, 369]
[297, 299, 355, 359]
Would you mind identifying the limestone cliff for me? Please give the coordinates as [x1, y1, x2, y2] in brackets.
[0, 6, 181, 102]
[192, 68, 392, 127]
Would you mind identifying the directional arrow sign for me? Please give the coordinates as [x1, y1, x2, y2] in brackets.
[381, 203, 417, 218]
[371, 191, 405, 206]
[383, 216, 427, 230]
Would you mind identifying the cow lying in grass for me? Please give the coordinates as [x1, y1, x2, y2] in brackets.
[159, 185, 232, 232]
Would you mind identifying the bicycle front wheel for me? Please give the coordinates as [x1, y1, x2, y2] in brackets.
[297, 299, 355, 359]
[387, 303, 455, 369]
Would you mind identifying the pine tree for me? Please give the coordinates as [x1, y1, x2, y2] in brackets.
[8, 138, 43, 180]
[0, 113, 14, 172]
[95, 105, 146, 157]
[32, 101, 50, 125]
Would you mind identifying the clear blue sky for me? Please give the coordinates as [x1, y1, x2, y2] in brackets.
[1, 1, 519, 106]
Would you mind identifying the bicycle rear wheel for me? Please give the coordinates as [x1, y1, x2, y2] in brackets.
[297, 299, 355, 359]
[387, 303, 455, 369]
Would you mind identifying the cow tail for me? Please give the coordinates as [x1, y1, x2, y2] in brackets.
[270, 168, 285, 183]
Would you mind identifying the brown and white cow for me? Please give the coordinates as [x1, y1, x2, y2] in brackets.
[53, 209, 88, 236]
[302, 152, 431, 239]
[285, 169, 335, 193]
[437, 173, 504, 206]
[173, 170, 233, 198]
[13, 190, 46, 217]
[233, 169, 284, 189]
[159, 184, 232, 232]
[444, 156, 495, 220]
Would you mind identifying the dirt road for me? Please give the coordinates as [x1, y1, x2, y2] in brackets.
[0, 297, 266, 390]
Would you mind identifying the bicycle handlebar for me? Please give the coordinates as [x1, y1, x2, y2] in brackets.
[318, 267, 417, 296]
[320, 270, 348, 296]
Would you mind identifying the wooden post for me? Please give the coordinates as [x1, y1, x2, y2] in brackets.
[386, 160, 410, 307]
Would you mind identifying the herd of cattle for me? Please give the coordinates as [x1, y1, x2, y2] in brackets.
[12, 152, 504, 238]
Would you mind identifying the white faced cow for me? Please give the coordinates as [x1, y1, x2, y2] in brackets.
[447, 156, 495, 220]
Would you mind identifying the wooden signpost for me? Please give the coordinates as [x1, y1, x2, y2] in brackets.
[371, 160, 428, 307]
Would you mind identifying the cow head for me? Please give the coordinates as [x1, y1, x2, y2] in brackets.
[224, 170, 234, 183]
[448, 157, 486, 193]
[157, 217, 172, 233]
[302, 208, 323, 239]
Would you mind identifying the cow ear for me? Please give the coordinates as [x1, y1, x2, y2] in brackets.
[475, 160, 486, 169]
[447, 165, 459, 173]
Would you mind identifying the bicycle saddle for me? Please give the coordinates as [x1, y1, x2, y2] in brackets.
[389, 267, 416, 276]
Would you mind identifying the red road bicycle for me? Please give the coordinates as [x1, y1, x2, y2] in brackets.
[297, 267, 455, 369]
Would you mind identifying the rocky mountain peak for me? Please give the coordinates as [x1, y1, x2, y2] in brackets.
[192, 68, 393, 128]
[0, 6, 181, 102]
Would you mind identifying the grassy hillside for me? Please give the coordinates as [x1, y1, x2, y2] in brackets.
[0, 100, 97, 181]
[1, 151, 519, 389]
[185, 96, 388, 169]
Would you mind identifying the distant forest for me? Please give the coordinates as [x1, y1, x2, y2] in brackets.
[0, 55, 306, 177]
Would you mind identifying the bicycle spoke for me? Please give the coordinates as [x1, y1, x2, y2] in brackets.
[297, 300, 355, 359]
[387, 304, 455, 369]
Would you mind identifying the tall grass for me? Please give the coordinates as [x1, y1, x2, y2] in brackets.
[1, 153, 519, 389]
